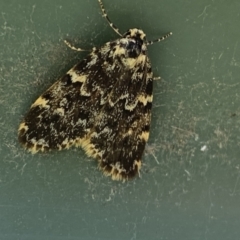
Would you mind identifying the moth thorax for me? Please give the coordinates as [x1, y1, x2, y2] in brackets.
[122, 28, 147, 59]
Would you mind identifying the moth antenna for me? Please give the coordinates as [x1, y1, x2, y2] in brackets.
[64, 40, 90, 52]
[98, 0, 122, 37]
[147, 32, 172, 45]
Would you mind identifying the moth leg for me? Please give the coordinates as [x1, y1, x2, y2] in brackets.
[98, 0, 122, 37]
[153, 76, 161, 81]
[64, 40, 90, 52]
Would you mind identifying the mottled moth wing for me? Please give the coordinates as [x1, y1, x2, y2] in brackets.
[18, 29, 153, 180]
[82, 47, 153, 180]
[18, 49, 107, 153]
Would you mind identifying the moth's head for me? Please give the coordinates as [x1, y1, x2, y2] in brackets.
[122, 28, 147, 58]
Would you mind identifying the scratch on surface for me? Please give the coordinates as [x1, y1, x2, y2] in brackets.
[214, 126, 229, 149]
[105, 188, 116, 202]
[218, 52, 224, 60]
[230, 171, 240, 196]
[171, 126, 197, 139]
[30, 5, 36, 23]
[1, 12, 15, 32]
[20, 163, 27, 175]
[184, 169, 191, 177]
[145, 144, 160, 164]
[198, 5, 211, 21]
[231, 41, 240, 67]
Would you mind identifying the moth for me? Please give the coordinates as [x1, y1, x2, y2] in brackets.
[18, 0, 172, 181]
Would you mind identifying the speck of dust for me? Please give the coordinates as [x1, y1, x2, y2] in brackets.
[201, 145, 207, 152]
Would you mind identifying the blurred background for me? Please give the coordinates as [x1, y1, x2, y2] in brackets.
[0, 0, 240, 239]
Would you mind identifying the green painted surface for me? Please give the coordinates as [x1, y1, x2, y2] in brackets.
[0, 0, 240, 239]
